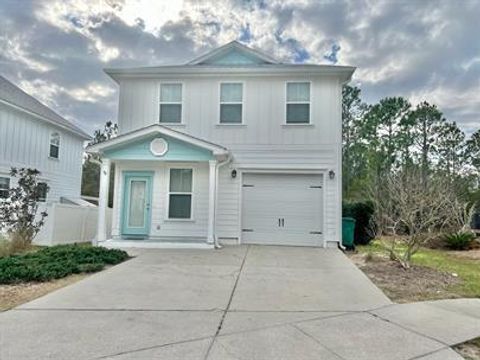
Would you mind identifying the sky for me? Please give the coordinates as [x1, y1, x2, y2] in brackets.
[0, 0, 479, 135]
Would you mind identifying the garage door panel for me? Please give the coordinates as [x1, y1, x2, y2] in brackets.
[241, 173, 323, 247]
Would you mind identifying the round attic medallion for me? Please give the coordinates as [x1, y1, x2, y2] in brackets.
[150, 138, 168, 156]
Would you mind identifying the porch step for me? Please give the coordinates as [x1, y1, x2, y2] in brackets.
[99, 239, 214, 249]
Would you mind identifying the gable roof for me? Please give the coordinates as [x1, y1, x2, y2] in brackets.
[0, 75, 90, 139]
[104, 41, 355, 84]
[187, 41, 279, 65]
[86, 124, 229, 157]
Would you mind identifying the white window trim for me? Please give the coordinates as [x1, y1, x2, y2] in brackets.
[165, 166, 195, 221]
[285, 81, 312, 125]
[159, 82, 184, 125]
[49, 132, 61, 160]
[218, 81, 245, 125]
[0, 176, 10, 199]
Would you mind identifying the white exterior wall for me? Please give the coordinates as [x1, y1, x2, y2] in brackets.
[0, 103, 84, 202]
[113, 74, 343, 243]
[112, 161, 210, 241]
[118, 76, 340, 147]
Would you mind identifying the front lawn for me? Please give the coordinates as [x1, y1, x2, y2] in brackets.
[352, 240, 480, 301]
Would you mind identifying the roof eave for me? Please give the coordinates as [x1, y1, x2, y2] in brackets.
[86, 124, 228, 156]
[104, 65, 356, 79]
[0, 98, 91, 140]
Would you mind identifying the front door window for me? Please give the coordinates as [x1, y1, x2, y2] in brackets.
[128, 180, 147, 227]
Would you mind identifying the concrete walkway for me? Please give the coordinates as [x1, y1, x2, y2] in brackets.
[0, 245, 479, 359]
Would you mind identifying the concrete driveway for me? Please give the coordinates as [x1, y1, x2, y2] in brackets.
[0, 245, 478, 359]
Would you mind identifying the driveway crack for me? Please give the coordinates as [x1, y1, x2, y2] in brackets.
[203, 245, 250, 359]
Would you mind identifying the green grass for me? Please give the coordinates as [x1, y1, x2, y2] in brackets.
[0, 244, 129, 284]
[358, 240, 480, 298]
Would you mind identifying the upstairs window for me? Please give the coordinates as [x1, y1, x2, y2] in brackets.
[36, 182, 48, 202]
[220, 83, 243, 124]
[160, 83, 182, 124]
[49, 132, 60, 158]
[0, 177, 9, 199]
[286, 82, 310, 124]
[168, 169, 193, 219]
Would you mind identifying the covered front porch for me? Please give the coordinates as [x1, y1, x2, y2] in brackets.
[86, 125, 230, 248]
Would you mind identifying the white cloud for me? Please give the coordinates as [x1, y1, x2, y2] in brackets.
[115, 0, 184, 34]
[0, 0, 478, 135]
[18, 78, 64, 108]
[0, 36, 53, 73]
[69, 82, 115, 103]
[34, 0, 121, 62]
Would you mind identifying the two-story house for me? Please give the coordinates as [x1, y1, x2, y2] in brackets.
[87, 41, 355, 248]
[0, 75, 92, 244]
[0, 75, 90, 204]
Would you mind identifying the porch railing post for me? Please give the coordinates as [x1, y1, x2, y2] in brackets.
[95, 158, 110, 245]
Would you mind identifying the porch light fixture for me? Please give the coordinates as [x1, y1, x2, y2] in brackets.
[329, 170, 335, 180]
[231, 169, 237, 178]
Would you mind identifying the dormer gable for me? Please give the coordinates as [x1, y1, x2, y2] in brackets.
[187, 41, 279, 66]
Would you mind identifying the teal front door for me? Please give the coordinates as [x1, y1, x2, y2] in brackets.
[121, 172, 153, 238]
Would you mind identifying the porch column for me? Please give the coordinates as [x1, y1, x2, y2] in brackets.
[207, 159, 217, 244]
[95, 158, 110, 245]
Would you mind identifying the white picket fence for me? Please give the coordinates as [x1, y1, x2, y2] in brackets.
[34, 203, 112, 245]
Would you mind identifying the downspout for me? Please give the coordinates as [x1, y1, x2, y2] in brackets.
[213, 153, 232, 249]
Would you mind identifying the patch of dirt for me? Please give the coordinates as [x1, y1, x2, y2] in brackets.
[455, 338, 480, 360]
[348, 253, 462, 303]
[0, 274, 88, 311]
[449, 249, 480, 260]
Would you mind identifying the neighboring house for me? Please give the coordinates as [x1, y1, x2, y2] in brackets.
[87, 41, 355, 248]
[0, 75, 92, 244]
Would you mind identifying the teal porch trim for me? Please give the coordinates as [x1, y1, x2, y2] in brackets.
[121, 171, 153, 238]
[104, 134, 214, 161]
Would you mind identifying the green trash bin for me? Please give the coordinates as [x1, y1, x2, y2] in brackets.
[342, 217, 356, 249]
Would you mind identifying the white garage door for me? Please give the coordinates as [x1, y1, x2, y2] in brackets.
[241, 173, 323, 246]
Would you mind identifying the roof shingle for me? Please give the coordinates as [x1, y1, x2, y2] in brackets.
[0, 75, 90, 139]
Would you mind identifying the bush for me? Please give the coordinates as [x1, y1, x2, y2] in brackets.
[343, 201, 375, 245]
[444, 232, 476, 250]
[0, 244, 129, 284]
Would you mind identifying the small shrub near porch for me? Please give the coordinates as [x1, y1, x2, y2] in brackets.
[0, 244, 129, 284]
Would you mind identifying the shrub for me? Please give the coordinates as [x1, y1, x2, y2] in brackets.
[444, 232, 476, 250]
[0, 244, 129, 284]
[0, 168, 49, 246]
[343, 201, 375, 245]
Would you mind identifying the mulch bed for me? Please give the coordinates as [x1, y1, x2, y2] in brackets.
[0, 274, 87, 311]
[349, 253, 462, 303]
[455, 338, 480, 360]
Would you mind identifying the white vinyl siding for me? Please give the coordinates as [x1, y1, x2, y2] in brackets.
[168, 168, 193, 219]
[219, 83, 243, 124]
[0, 176, 9, 198]
[111, 162, 209, 240]
[159, 83, 182, 124]
[286, 82, 310, 124]
[0, 103, 84, 203]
